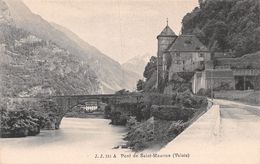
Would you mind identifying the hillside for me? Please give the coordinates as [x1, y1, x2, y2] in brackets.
[122, 53, 152, 77]
[216, 51, 260, 69]
[0, 0, 100, 97]
[51, 23, 140, 93]
[182, 0, 260, 57]
[4, 0, 140, 93]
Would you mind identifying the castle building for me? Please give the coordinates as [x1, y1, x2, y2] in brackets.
[156, 22, 177, 87]
[156, 23, 259, 93]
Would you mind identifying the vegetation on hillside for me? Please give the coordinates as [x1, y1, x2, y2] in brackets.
[0, 24, 100, 97]
[106, 91, 208, 151]
[137, 56, 163, 92]
[0, 13, 99, 137]
[182, 0, 260, 56]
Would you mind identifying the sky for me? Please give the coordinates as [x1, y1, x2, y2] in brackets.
[22, 0, 198, 63]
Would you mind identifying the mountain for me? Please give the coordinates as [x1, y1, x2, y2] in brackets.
[0, 0, 100, 97]
[122, 53, 152, 78]
[4, 0, 140, 93]
[51, 23, 140, 93]
[182, 0, 260, 57]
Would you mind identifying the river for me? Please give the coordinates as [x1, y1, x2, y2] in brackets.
[0, 118, 131, 164]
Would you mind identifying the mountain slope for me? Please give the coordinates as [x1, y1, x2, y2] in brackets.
[4, 0, 140, 93]
[182, 0, 260, 57]
[122, 53, 152, 78]
[0, 0, 100, 97]
[51, 23, 140, 92]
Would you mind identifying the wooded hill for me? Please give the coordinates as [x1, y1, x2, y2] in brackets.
[182, 0, 260, 57]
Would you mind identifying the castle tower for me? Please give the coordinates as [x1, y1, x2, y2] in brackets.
[156, 19, 177, 88]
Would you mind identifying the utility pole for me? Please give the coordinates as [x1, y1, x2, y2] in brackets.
[211, 69, 214, 101]
[156, 56, 159, 90]
[210, 51, 215, 101]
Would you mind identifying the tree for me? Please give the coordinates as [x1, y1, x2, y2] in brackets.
[181, 0, 259, 57]
[136, 79, 145, 91]
[115, 89, 130, 95]
[143, 56, 157, 80]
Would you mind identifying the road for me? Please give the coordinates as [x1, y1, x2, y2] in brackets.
[159, 99, 260, 164]
[213, 99, 260, 164]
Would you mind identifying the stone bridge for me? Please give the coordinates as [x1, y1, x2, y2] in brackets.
[5, 93, 144, 129]
[51, 93, 143, 113]
[7, 93, 144, 114]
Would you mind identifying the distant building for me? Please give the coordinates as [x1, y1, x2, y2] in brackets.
[156, 23, 259, 93]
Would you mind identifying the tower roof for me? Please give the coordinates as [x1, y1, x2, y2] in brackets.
[158, 25, 177, 37]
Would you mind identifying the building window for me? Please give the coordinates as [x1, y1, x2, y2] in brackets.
[199, 53, 204, 57]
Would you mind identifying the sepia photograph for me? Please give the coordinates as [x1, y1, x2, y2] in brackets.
[0, 0, 259, 163]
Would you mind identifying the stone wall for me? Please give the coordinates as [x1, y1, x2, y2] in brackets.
[192, 69, 236, 93]
[207, 78, 235, 91]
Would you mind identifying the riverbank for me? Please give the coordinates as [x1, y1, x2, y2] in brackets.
[65, 111, 105, 119]
[106, 91, 208, 151]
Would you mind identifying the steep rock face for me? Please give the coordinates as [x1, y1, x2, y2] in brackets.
[4, 0, 140, 93]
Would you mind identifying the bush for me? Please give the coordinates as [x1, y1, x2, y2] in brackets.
[144, 93, 174, 106]
[141, 107, 151, 120]
[124, 117, 155, 151]
[176, 90, 208, 108]
[126, 116, 139, 130]
[166, 121, 186, 142]
[176, 91, 193, 107]
[110, 111, 128, 125]
[115, 89, 130, 95]
[197, 88, 213, 98]
[0, 109, 40, 138]
[104, 105, 112, 119]
[141, 93, 175, 120]
[109, 102, 144, 125]
[150, 105, 194, 122]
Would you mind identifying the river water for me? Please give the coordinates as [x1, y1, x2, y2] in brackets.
[0, 118, 131, 164]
